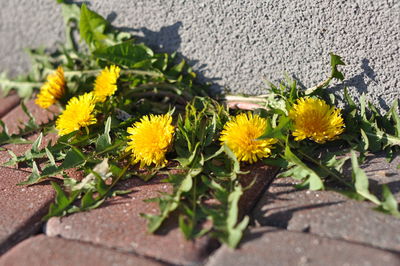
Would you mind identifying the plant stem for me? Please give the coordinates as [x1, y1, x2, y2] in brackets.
[296, 149, 353, 189]
[95, 164, 130, 201]
[305, 76, 333, 95]
[0, 80, 42, 87]
[110, 164, 130, 187]
[126, 82, 193, 100]
[45, 68, 163, 78]
[191, 175, 197, 237]
[96, 140, 128, 156]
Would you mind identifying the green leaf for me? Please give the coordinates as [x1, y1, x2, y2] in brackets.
[366, 130, 400, 148]
[31, 133, 43, 153]
[330, 53, 345, 81]
[79, 4, 109, 49]
[351, 151, 380, 205]
[360, 128, 369, 151]
[111, 189, 133, 196]
[81, 190, 96, 209]
[45, 147, 56, 166]
[205, 182, 249, 248]
[6, 150, 18, 166]
[0, 72, 40, 98]
[168, 59, 186, 78]
[38, 146, 86, 180]
[20, 101, 39, 132]
[360, 121, 381, 152]
[226, 215, 249, 248]
[389, 100, 400, 137]
[377, 184, 400, 217]
[283, 145, 324, 190]
[344, 87, 356, 110]
[61, 2, 80, 24]
[226, 185, 242, 229]
[43, 182, 80, 220]
[93, 41, 154, 69]
[61, 2, 81, 50]
[144, 169, 198, 233]
[67, 159, 110, 192]
[59, 147, 86, 169]
[95, 174, 109, 197]
[204, 145, 224, 162]
[96, 117, 112, 152]
[40, 165, 60, 177]
[52, 182, 69, 207]
[263, 157, 289, 168]
[17, 161, 42, 185]
[259, 116, 290, 140]
[360, 94, 367, 119]
[179, 214, 193, 239]
[226, 185, 249, 248]
[223, 145, 241, 179]
[204, 114, 217, 146]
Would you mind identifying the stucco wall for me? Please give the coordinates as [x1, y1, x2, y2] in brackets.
[0, 0, 399, 109]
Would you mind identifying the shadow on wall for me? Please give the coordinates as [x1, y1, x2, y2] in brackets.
[326, 58, 392, 110]
[116, 19, 223, 95]
[70, 1, 223, 94]
[343, 59, 376, 94]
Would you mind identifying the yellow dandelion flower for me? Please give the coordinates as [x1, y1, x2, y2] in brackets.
[220, 113, 278, 164]
[55, 93, 97, 136]
[93, 65, 121, 102]
[125, 114, 174, 168]
[289, 97, 345, 143]
[35, 66, 65, 108]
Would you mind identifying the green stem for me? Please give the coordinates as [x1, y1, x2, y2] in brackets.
[192, 176, 197, 231]
[0, 80, 42, 87]
[110, 164, 130, 188]
[96, 140, 128, 156]
[296, 148, 353, 189]
[54, 69, 163, 78]
[125, 82, 193, 100]
[96, 164, 130, 201]
[128, 91, 188, 105]
[14, 120, 55, 138]
[305, 77, 333, 95]
[117, 152, 131, 162]
[276, 141, 352, 189]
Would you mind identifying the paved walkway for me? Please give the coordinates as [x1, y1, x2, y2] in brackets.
[0, 95, 399, 265]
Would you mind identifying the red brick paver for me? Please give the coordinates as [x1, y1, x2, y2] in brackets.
[0, 167, 54, 254]
[0, 99, 58, 167]
[0, 93, 20, 118]
[361, 153, 400, 201]
[206, 227, 400, 266]
[45, 164, 277, 265]
[1, 99, 57, 135]
[45, 176, 214, 265]
[0, 235, 165, 266]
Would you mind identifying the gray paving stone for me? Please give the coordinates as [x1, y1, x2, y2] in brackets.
[0, 167, 54, 254]
[252, 177, 400, 252]
[206, 227, 400, 266]
[0, 235, 165, 266]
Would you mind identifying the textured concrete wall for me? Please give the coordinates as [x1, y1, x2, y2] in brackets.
[0, 0, 399, 109]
